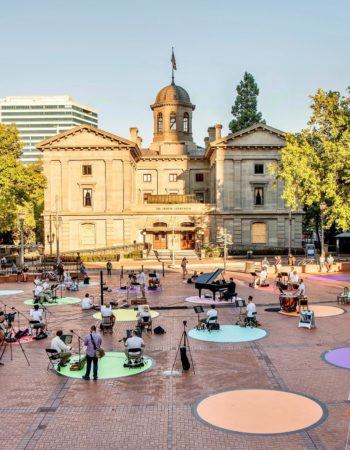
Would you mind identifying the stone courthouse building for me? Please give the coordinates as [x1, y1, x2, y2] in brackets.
[38, 80, 302, 255]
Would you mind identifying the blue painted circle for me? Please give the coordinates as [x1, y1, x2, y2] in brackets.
[0, 290, 24, 296]
[188, 325, 267, 343]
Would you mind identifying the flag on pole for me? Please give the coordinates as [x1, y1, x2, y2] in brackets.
[171, 48, 177, 71]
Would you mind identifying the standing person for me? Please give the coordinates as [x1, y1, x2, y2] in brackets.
[22, 263, 29, 282]
[288, 254, 296, 266]
[138, 270, 146, 298]
[261, 257, 269, 268]
[326, 254, 334, 272]
[274, 256, 282, 274]
[181, 257, 188, 279]
[82, 325, 102, 381]
[106, 260, 112, 278]
[319, 253, 326, 272]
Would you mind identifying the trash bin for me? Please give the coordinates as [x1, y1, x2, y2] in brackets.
[245, 262, 255, 273]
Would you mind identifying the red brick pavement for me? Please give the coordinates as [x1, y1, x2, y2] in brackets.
[0, 266, 350, 449]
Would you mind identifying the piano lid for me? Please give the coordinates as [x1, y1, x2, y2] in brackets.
[195, 268, 224, 285]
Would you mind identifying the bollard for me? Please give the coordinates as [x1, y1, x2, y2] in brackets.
[121, 265, 124, 278]
[162, 262, 165, 277]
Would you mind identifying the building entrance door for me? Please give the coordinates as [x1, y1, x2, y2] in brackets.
[153, 232, 167, 249]
[181, 231, 195, 250]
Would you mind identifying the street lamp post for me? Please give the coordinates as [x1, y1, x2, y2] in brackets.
[172, 226, 175, 267]
[47, 215, 55, 257]
[197, 229, 204, 259]
[223, 230, 227, 273]
[288, 209, 292, 256]
[320, 202, 327, 256]
[53, 213, 62, 262]
[19, 213, 25, 266]
[141, 230, 147, 250]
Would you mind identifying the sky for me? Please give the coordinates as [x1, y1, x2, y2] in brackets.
[1, 0, 350, 147]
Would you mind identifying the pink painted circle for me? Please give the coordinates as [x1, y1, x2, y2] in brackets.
[194, 389, 327, 435]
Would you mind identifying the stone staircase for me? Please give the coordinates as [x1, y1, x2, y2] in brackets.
[145, 249, 199, 261]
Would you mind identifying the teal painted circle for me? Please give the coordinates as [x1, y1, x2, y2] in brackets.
[188, 325, 267, 343]
[55, 351, 154, 379]
[0, 290, 24, 296]
[24, 297, 81, 306]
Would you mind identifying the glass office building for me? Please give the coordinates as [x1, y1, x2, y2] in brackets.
[0, 96, 98, 164]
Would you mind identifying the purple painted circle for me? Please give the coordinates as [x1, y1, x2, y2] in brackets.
[308, 275, 350, 282]
[324, 347, 350, 369]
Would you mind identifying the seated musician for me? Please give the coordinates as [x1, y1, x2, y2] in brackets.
[223, 278, 236, 300]
[63, 271, 73, 289]
[124, 329, 145, 357]
[137, 305, 152, 328]
[81, 293, 94, 310]
[70, 278, 79, 291]
[288, 270, 299, 290]
[30, 305, 46, 335]
[245, 296, 258, 325]
[100, 303, 115, 330]
[254, 267, 268, 287]
[149, 270, 160, 288]
[201, 305, 218, 323]
[41, 278, 53, 303]
[187, 271, 198, 284]
[51, 329, 72, 367]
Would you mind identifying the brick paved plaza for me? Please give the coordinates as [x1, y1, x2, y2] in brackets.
[1, 264, 350, 450]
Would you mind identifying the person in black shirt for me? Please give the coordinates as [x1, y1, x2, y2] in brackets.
[223, 277, 236, 300]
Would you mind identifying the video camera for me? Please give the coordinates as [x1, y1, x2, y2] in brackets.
[4, 312, 16, 324]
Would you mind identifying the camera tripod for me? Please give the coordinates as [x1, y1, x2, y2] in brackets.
[171, 320, 195, 374]
[0, 320, 30, 366]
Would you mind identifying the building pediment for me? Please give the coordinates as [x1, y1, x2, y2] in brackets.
[36, 124, 141, 158]
[215, 123, 285, 149]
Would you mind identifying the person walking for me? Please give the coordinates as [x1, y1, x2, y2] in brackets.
[82, 325, 102, 381]
[106, 260, 112, 278]
[181, 257, 188, 279]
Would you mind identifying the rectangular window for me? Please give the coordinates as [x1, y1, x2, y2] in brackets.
[169, 173, 177, 182]
[254, 164, 264, 174]
[83, 188, 92, 207]
[195, 173, 204, 182]
[195, 192, 205, 203]
[143, 193, 150, 204]
[254, 187, 264, 205]
[143, 174, 152, 182]
[82, 165, 92, 175]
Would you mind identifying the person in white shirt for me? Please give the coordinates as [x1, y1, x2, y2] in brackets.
[124, 329, 145, 356]
[255, 268, 268, 287]
[138, 271, 146, 298]
[296, 279, 306, 296]
[137, 305, 152, 329]
[100, 303, 115, 333]
[30, 304, 45, 334]
[289, 270, 299, 284]
[101, 303, 113, 317]
[51, 329, 72, 366]
[81, 293, 93, 310]
[326, 254, 334, 272]
[245, 296, 258, 326]
[200, 305, 218, 324]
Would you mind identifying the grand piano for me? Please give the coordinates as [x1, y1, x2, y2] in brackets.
[195, 269, 227, 300]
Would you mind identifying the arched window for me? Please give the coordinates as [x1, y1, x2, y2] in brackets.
[157, 112, 163, 133]
[251, 222, 267, 244]
[183, 112, 189, 132]
[169, 112, 176, 131]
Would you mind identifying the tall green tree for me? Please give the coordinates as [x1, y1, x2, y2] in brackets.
[0, 123, 46, 244]
[229, 72, 265, 133]
[270, 88, 350, 231]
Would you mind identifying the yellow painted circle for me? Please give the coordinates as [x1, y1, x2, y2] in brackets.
[195, 389, 326, 434]
[279, 305, 344, 318]
[93, 309, 159, 322]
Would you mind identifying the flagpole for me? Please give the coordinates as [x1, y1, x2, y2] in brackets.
[171, 47, 175, 85]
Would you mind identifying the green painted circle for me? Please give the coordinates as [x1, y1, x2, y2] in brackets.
[24, 297, 81, 306]
[93, 309, 159, 322]
[55, 351, 154, 379]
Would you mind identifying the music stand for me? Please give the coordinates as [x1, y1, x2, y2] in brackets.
[234, 299, 246, 326]
[193, 306, 204, 327]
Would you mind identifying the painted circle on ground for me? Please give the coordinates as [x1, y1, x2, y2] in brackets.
[55, 352, 154, 379]
[93, 309, 159, 322]
[322, 347, 350, 370]
[279, 305, 344, 318]
[59, 281, 100, 288]
[24, 297, 81, 306]
[0, 290, 24, 296]
[188, 325, 267, 343]
[4, 328, 34, 344]
[185, 296, 242, 305]
[113, 287, 161, 293]
[308, 275, 350, 282]
[193, 389, 327, 435]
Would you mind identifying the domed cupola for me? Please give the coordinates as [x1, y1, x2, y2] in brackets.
[150, 82, 196, 153]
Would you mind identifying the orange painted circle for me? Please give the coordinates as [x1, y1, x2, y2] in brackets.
[195, 389, 327, 435]
[279, 305, 344, 318]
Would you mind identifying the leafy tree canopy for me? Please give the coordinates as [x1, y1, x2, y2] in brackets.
[229, 72, 265, 133]
[270, 88, 350, 231]
[0, 124, 46, 244]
